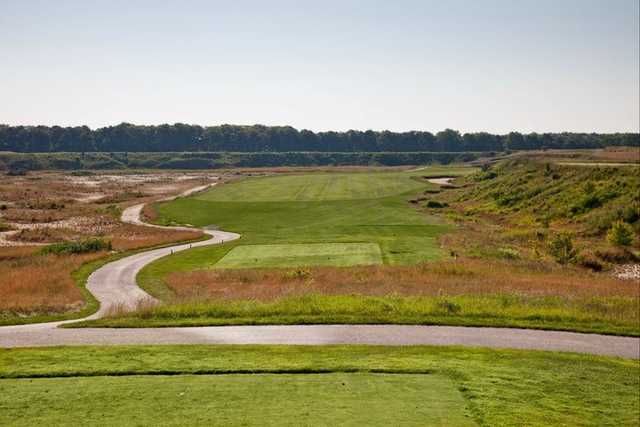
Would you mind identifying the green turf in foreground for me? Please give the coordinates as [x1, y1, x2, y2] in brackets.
[0, 373, 472, 426]
[215, 242, 383, 268]
[0, 345, 637, 426]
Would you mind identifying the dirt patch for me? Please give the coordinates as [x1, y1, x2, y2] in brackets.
[0, 171, 220, 246]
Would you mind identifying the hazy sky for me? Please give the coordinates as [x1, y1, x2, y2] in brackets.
[1, 0, 638, 133]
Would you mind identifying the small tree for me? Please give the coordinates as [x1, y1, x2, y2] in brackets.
[607, 221, 635, 247]
[548, 233, 578, 265]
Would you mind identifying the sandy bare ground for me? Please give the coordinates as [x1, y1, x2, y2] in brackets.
[0, 183, 638, 358]
[426, 177, 455, 185]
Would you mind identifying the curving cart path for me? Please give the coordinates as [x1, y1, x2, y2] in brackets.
[0, 183, 638, 359]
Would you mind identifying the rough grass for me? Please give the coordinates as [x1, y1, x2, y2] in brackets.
[80, 293, 639, 335]
[163, 259, 638, 301]
[0, 345, 638, 426]
[117, 258, 640, 335]
[0, 231, 206, 325]
[457, 160, 640, 237]
[0, 252, 105, 317]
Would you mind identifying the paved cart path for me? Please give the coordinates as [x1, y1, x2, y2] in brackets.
[1, 183, 638, 359]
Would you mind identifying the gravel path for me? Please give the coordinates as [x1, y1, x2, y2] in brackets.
[0, 324, 637, 358]
[0, 183, 638, 358]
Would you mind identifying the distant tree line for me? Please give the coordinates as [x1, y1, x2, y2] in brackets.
[0, 123, 637, 153]
[0, 151, 482, 171]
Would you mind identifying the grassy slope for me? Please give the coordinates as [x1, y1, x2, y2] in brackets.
[1, 345, 637, 426]
[460, 160, 640, 237]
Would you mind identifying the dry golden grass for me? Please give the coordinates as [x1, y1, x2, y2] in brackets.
[0, 225, 203, 316]
[109, 224, 203, 251]
[6, 227, 79, 243]
[0, 252, 105, 314]
[0, 246, 40, 260]
[0, 171, 211, 318]
[141, 203, 159, 222]
[164, 258, 639, 302]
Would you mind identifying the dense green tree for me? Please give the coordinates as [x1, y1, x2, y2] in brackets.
[0, 123, 636, 153]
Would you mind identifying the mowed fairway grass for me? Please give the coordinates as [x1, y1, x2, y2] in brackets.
[0, 374, 471, 426]
[1, 345, 638, 426]
[215, 243, 383, 268]
[138, 168, 473, 297]
[195, 167, 459, 202]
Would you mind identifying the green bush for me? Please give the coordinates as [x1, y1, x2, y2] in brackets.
[40, 238, 112, 255]
[570, 193, 601, 215]
[435, 299, 461, 314]
[425, 200, 448, 208]
[70, 170, 94, 176]
[548, 233, 578, 265]
[0, 222, 13, 232]
[607, 221, 635, 247]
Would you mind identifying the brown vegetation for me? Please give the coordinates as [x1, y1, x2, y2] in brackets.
[0, 171, 212, 319]
[0, 252, 105, 314]
[164, 259, 639, 302]
[0, 225, 202, 317]
[109, 224, 203, 251]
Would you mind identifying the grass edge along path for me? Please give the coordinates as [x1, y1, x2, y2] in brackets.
[74, 294, 640, 337]
[0, 345, 638, 426]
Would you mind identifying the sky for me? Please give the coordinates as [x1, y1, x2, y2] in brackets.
[1, 0, 638, 133]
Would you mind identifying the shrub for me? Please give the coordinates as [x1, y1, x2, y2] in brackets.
[40, 238, 112, 255]
[6, 168, 27, 176]
[576, 253, 604, 272]
[436, 299, 461, 314]
[595, 248, 640, 264]
[425, 200, 448, 208]
[548, 233, 578, 265]
[70, 170, 94, 176]
[607, 221, 635, 247]
[0, 222, 14, 232]
[570, 194, 601, 215]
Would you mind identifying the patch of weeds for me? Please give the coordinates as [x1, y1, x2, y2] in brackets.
[497, 247, 520, 260]
[436, 299, 462, 315]
[283, 269, 313, 281]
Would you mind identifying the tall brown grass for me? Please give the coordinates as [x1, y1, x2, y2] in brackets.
[0, 252, 105, 314]
[0, 225, 202, 316]
[109, 224, 203, 251]
[165, 259, 639, 302]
